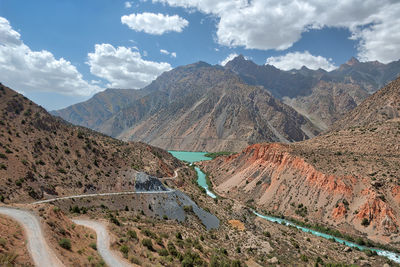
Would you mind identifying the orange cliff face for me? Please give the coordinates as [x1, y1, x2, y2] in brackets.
[200, 143, 399, 243]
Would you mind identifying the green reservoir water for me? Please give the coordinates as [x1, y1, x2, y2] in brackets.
[169, 150, 400, 263]
[168, 151, 216, 198]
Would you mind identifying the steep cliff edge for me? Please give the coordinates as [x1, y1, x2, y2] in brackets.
[200, 76, 400, 244]
[200, 125, 400, 244]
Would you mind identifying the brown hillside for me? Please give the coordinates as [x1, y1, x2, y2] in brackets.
[200, 79, 400, 244]
[0, 83, 181, 203]
[330, 76, 400, 131]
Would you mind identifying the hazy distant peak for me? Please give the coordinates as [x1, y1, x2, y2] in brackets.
[346, 57, 360, 66]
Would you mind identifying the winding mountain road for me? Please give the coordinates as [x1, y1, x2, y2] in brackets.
[0, 170, 181, 266]
[32, 189, 175, 204]
[0, 206, 64, 267]
[72, 219, 132, 267]
[33, 169, 180, 205]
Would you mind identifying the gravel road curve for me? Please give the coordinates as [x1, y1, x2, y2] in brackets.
[72, 219, 132, 267]
[0, 206, 64, 267]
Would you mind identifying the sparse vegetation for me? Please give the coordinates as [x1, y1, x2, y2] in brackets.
[58, 238, 71, 250]
[89, 242, 97, 250]
[204, 151, 235, 159]
[142, 238, 154, 251]
[361, 218, 370, 226]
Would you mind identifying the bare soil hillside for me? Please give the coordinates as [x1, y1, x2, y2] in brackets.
[0, 83, 181, 203]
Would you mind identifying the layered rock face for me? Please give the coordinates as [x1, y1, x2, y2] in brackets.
[200, 78, 400, 244]
[200, 142, 400, 243]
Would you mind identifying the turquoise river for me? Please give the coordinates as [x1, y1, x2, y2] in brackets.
[169, 150, 400, 264]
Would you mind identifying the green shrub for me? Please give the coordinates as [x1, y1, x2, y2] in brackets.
[57, 168, 67, 174]
[0, 238, 6, 247]
[127, 230, 137, 240]
[70, 206, 81, 214]
[158, 248, 169, 256]
[89, 242, 97, 250]
[130, 256, 141, 265]
[109, 216, 120, 226]
[77, 131, 84, 139]
[15, 179, 23, 187]
[176, 232, 183, 240]
[183, 205, 193, 213]
[58, 238, 71, 250]
[364, 249, 378, 257]
[356, 238, 366, 246]
[167, 241, 178, 257]
[141, 229, 156, 238]
[361, 218, 370, 226]
[142, 238, 154, 251]
[300, 254, 308, 262]
[120, 245, 129, 255]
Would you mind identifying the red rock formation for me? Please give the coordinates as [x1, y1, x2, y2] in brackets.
[332, 203, 347, 220]
[356, 195, 398, 234]
[201, 142, 400, 242]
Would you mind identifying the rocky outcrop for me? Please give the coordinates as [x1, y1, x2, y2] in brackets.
[134, 172, 169, 192]
[200, 142, 400, 243]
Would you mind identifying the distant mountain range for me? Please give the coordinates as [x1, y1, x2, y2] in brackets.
[225, 55, 400, 129]
[330, 72, 400, 131]
[52, 56, 400, 151]
[54, 62, 319, 152]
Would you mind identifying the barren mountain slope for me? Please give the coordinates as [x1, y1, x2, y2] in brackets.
[116, 62, 319, 152]
[51, 88, 146, 130]
[200, 78, 400, 245]
[283, 80, 369, 130]
[0, 83, 181, 203]
[225, 55, 400, 130]
[330, 75, 400, 131]
[0, 84, 393, 266]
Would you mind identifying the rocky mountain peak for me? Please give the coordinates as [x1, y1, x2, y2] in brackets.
[346, 57, 360, 66]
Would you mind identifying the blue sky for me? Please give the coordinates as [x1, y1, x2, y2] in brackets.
[0, 0, 399, 110]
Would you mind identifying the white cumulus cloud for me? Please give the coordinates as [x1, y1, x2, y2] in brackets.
[160, 49, 169, 55]
[266, 51, 337, 71]
[87, 43, 172, 88]
[160, 49, 177, 58]
[0, 17, 101, 96]
[154, 0, 400, 63]
[124, 1, 133, 8]
[121, 12, 188, 35]
[219, 53, 238, 66]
